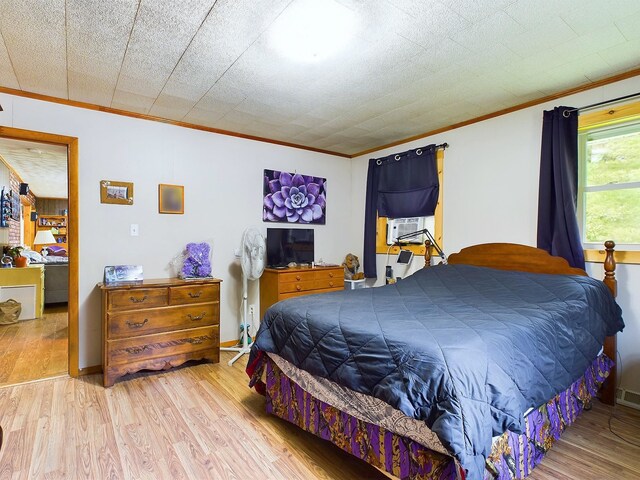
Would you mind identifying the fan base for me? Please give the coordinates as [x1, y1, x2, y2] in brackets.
[220, 345, 252, 366]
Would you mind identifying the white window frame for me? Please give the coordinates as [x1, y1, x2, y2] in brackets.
[578, 118, 640, 251]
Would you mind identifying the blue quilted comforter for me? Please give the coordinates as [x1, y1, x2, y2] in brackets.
[249, 265, 624, 479]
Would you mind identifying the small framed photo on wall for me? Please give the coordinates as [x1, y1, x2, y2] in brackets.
[100, 180, 134, 205]
[158, 184, 184, 214]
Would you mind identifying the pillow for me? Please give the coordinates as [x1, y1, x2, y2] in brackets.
[21, 249, 45, 263]
[46, 246, 67, 257]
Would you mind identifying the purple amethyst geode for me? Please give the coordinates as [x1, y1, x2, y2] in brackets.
[263, 170, 326, 224]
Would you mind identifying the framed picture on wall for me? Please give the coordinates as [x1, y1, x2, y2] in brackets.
[263, 169, 326, 224]
[100, 180, 134, 205]
[158, 184, 184, 214]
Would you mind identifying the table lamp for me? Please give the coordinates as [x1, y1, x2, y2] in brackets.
[33, 229, 56, 255]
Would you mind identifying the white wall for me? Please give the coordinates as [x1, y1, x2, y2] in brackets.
[351, 75, 640, 393]
[0, 93, 355, 369]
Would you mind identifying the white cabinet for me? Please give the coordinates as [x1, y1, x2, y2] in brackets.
[0, 285, 37, 320]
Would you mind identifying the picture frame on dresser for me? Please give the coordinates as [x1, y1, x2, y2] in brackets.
[104, 265, 144, 285]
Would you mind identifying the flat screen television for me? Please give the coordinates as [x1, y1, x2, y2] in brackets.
[266, 228, 314, 267]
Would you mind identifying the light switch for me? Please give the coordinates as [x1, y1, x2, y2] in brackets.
[130, 224, 139, 236]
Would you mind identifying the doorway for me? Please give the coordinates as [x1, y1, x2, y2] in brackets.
[0, 126, 78, 384]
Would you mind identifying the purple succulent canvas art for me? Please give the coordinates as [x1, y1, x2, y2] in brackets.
[263, 170, 326, 224]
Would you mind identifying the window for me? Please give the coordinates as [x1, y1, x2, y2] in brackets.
[578, 101, 640, 261]
[375, 148, 444, 258]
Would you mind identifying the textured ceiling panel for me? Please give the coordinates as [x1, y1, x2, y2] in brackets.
[150, 0, 290, 119]
[559, 0, 638, 35]
[506, 16, 577, 58]
[439, 0, 517, 23]
[616, 10, 640, 41]
[0, 138, 67, 198]
[111, 89, 157, 114]
[0, 31, 19, 89]
[0, 0, 67, 97]
[67, 0, 138, 104]
[598, 39, 640, 72]
[113, 0, 215, 112]
[1, 0, 640, 154]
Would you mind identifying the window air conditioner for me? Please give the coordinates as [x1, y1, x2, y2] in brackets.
[386, 217, 426, 245]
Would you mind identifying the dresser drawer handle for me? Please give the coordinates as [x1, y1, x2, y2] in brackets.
[296, 284, 301, 291]
[188, 291, 202, 298]
[296, 275, 301, 281]
[187, 312, 206, 321]
[185, 335, 211, 345]
[126, 319, 149, 329]
[329, 281, 334, 287]
[329, 272, 334, 278]
[129, 295, 147, 303]
[125, 345, 150, 355]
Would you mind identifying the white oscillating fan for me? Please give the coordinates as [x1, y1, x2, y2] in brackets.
[221, 227, 266, 365]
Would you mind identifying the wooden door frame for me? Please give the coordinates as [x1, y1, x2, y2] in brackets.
[21, 201, 33, 249]
[0, 126, 79, 377]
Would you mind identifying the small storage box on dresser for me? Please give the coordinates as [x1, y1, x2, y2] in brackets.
[100, 277, 221, 387]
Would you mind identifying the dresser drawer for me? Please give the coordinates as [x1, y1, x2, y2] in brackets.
[107, 303, 219, 339]
[315, 277, 343, 289]
[278, 270, 315, 283]
[169, 284, 219, 305]
[106, 325, 219, 366]
[279, 279, 316, 294]
[108, 288, 168, 310]
[314, 269, 341, 281]
[279, 287, 341, 301]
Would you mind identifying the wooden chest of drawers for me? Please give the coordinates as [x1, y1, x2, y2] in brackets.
[259, 266, 344, 319]
[100, 277, 221, 387]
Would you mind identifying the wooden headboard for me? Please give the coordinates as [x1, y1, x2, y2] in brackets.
[447, 242, 588, 276]
[439, 240, 618, 406]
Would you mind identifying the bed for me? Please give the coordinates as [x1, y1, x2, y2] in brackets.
[247, 242, 624, 480]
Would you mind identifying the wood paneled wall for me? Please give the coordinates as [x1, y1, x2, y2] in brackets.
[36, 197, 68, 215]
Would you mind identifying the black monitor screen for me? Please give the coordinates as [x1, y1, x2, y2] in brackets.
[266, 228, 314, 267]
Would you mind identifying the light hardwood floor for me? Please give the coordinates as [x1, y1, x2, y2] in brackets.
[0, 304, 67, 388]
[0, 352, 638, 479]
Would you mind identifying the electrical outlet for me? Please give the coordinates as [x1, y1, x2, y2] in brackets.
[248, 304, 255, 319]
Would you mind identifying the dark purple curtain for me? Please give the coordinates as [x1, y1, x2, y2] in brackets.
[537, 106, 585, 269]
[363, 146, 439, 277]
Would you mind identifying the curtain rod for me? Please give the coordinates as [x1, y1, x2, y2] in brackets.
[376, 142, 448, 165]
[563, 91, 640, 117]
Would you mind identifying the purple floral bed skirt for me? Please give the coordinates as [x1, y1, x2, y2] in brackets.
[261, 354, 613, 480]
